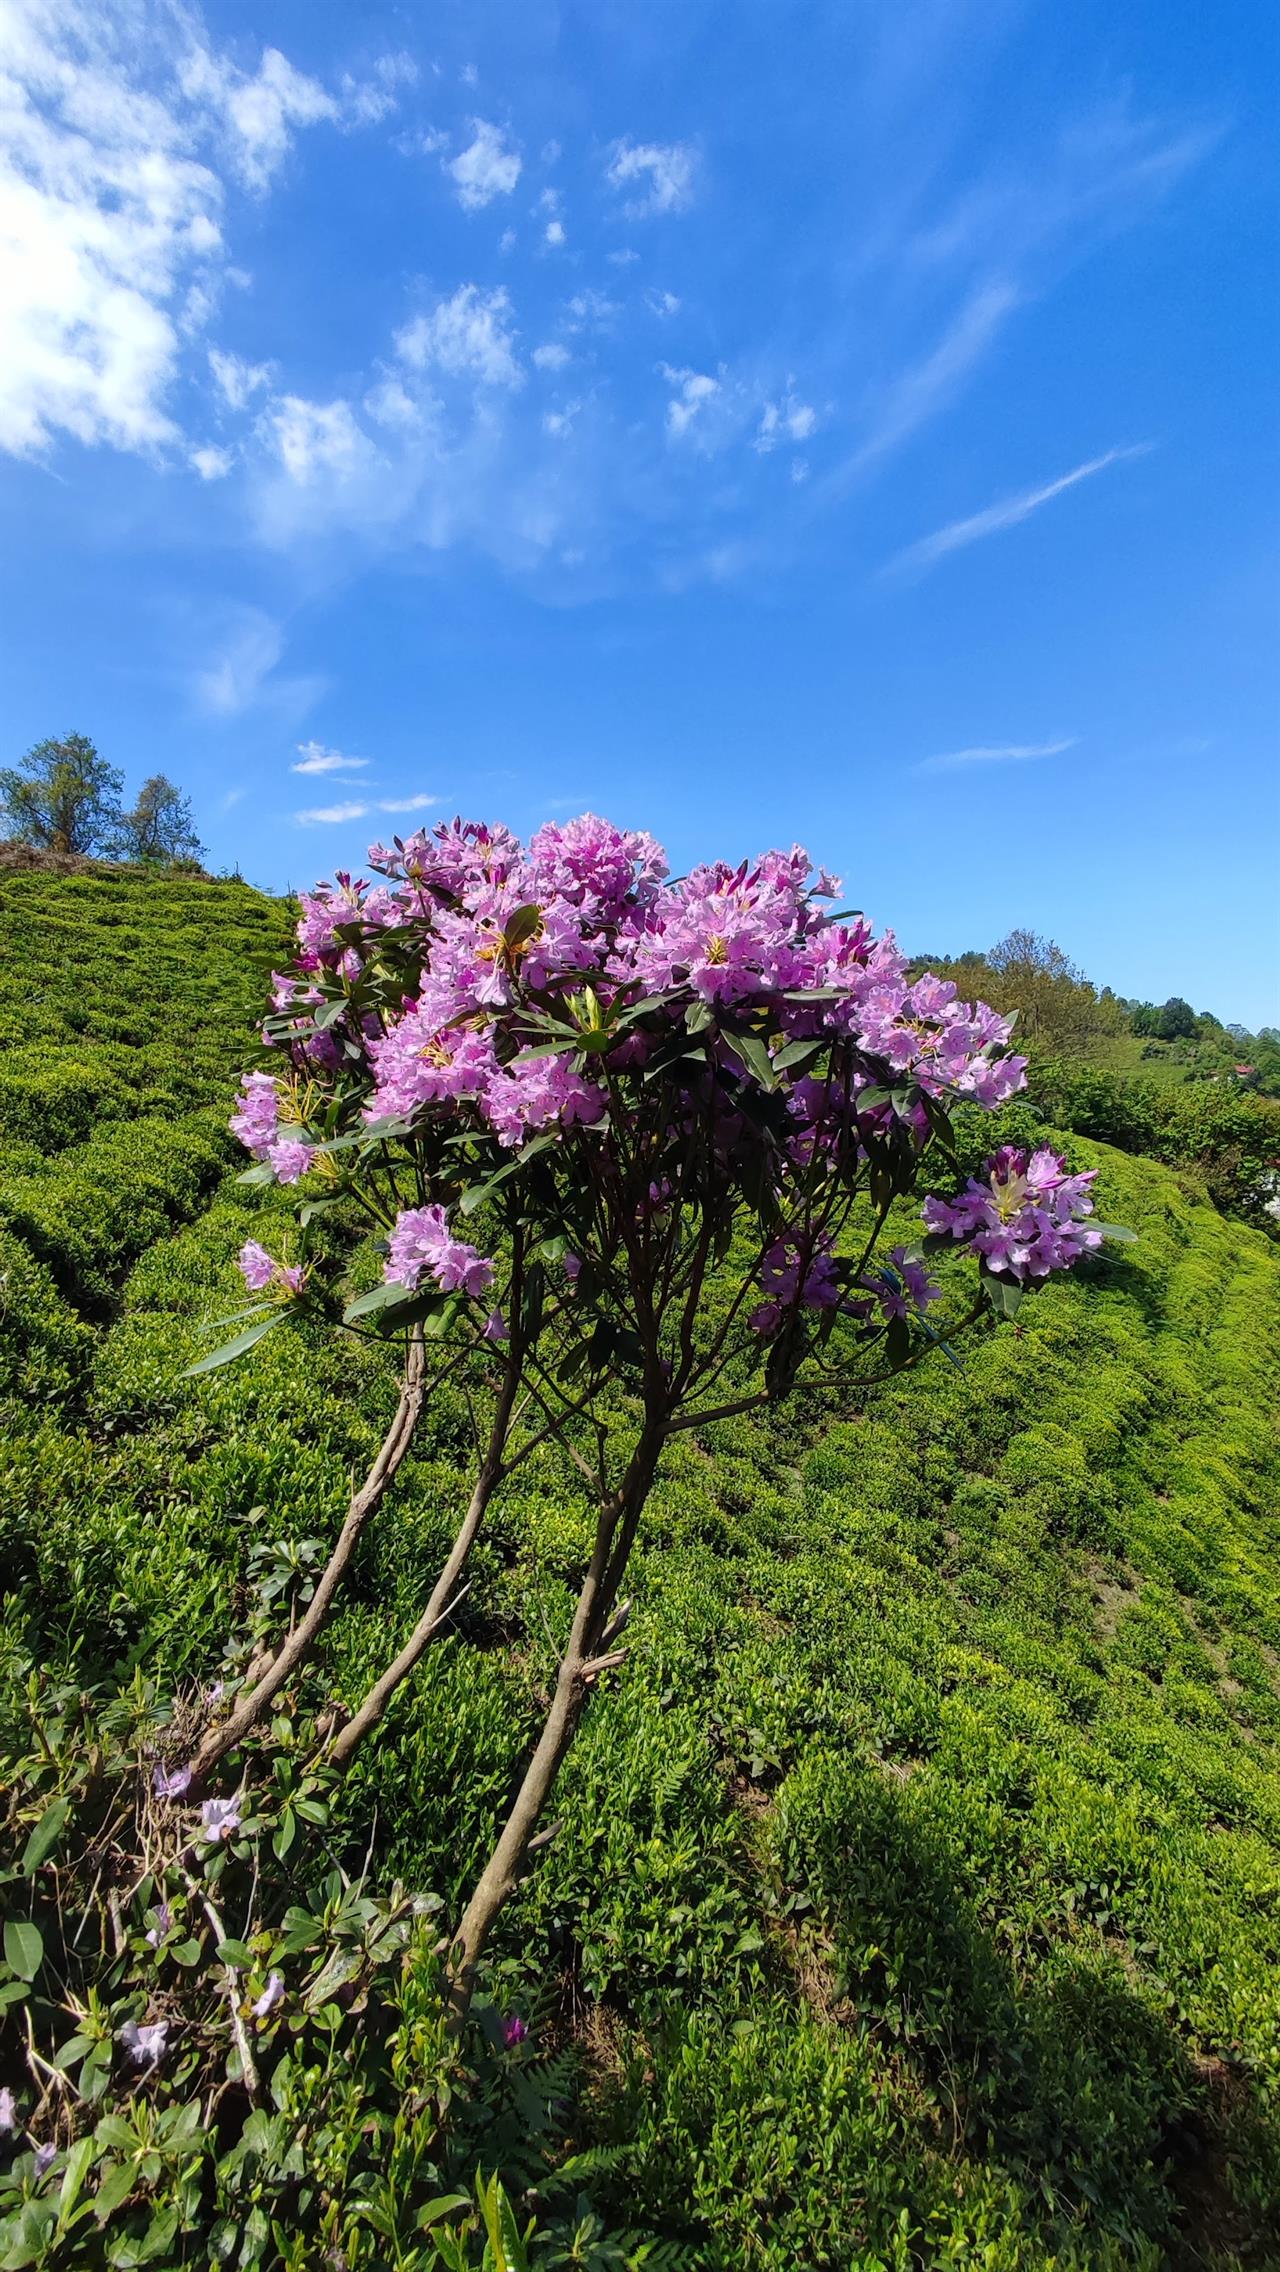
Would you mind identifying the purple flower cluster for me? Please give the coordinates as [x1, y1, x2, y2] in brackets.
[229, 1073, 314, 1184]
[227, 809, 1110, 1351]
[238, 1241, 306, 1298]
[385, 1205, 495, 1297]
[922, 1145, 1102, 1282]
[749, 1235, 841, 1337]
[279, 814, 1029, 1165]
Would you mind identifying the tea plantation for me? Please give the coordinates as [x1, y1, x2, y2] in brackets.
[2, 866, 1279, 2268]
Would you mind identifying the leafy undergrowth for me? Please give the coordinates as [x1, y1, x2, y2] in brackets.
[2, 870, 1279, 2268]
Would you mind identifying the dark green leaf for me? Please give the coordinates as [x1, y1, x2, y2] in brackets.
[4, 1920, 43, 1980]
[182, 1317, 282, 1378]
[21, 1796, 70, 1876]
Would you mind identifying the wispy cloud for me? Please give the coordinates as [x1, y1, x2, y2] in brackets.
[292, 742, 369, 775]
[296, 799, 369, 824]
[883, 446, 1152, 578]
[818, 282, 1019, 499]
[295, 792, 438, 823]
[915, 737, 1077, 774]
[605, 139, 696, 217]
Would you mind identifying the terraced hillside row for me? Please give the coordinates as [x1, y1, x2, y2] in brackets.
[2, 867, 1279, 2268]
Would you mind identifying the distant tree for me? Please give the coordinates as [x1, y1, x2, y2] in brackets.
[975, 928, 1125, 1055]
[1156, 995, 1197, 1042]
[0, 733, 123, 855]
[115, 774, 205, 865]
[1130, 1002, 1161, 1038]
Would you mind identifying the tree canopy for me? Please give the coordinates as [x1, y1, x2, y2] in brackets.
[0, 733, 123, 856]
[115, 774, 205, 865]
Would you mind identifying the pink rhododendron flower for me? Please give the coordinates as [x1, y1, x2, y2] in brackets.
[923, 1147, 1102, 1282]
[266, 1138, 313, 1185]
[385, 1205, 495, 1299]
[238, 1242, 306, 1298]
[230, 1072, 279, 1157]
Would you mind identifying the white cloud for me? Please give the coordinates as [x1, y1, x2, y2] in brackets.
[532, 342, 570, 371]
[297, 799, 370, 824]
[659, 363, 719, 439]
[0, 4, 221, 455]
[564, 289, 617, 331]
[544, 219, 565, 248]
[606, 139, 696, 217]
[755, 393, 817, 451]
[606, 247, 639, 266]
[916, 738, 1077, 774]
[339, 52, 417, 127]
[396, 285, 522, 388]
[265, 394, 371, 484]
[645, 288, 680, 317]
[884, 446, 1151, 577]
[196, 612, 283, 714]
[292, 742, 369, 775]
[297, 792, 437, 822]
[498, 226, 515, 254]
[0, 0, 406, 462]
[190, 443, 233, 479]
[209, 349, 272, 409]
[542, 401, 581, 438]
[447, 119, 520, 210]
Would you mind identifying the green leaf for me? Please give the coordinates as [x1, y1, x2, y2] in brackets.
[982, 1270, 1026, 1320]
[726, 1029, 777, 1089]
[92, 2161, 138, 2223]
[216, 1938, 253, 1968]
[770, 1037, 826, 1075]
[21, 1796, 70, 1875]
[416, 2195, 472, 2230]
[55, 2138, 96, 2229]
[4, 1920, 43, 1981]
[684, 997, 715, 1034]
[503, 902, 543, 949]
[182, 1316, 282, 1378]
[1094, 1221, 1137, 1244]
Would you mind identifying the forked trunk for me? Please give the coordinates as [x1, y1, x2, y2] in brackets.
[186, 1330, 428, 1795]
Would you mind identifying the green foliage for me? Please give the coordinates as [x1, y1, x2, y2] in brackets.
[113, 775, 206, 867]
[1, 869, 1279, 2267]
[0, 735, 124, 857]
[1024, 1057, 1280, 1234]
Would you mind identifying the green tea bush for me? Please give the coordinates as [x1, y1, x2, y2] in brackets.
[1, 867, 1279, 2268]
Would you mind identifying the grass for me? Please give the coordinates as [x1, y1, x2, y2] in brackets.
[2, 866, 1279, 2268]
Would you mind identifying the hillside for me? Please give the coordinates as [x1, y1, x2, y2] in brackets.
[2, 868, 1280, 2269]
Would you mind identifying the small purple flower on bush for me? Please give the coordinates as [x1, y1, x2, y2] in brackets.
[145, 1902, 173, 1948]
[252, 1972, 284, 2019]
[151, 1764, 191, 1800]
[501, 2013, 528, 2048]
[200, 1796, 241, 1844]
[0, 2086, 15, 2132]
[119, 2019, 169, 2067]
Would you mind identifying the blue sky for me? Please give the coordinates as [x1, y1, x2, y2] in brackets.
[2, 0, 1277, 1025]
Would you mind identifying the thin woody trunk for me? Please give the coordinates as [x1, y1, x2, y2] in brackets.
[186, 1330, 428, 1795]
[328, 1346, 523, 1770]
[445, 1414, 667, 2025]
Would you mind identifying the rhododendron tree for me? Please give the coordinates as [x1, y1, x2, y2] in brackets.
[187, 811, 1120, 2013]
